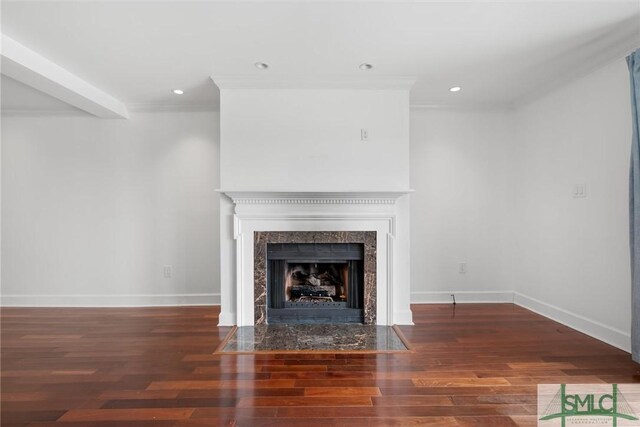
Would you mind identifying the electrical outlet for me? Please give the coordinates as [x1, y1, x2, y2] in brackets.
[163, 265, 172, 278]
[458, 262, 467, 274]
[360, 128, 369, 141]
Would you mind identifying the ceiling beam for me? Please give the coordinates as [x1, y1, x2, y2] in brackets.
[1, 34, 129, 118]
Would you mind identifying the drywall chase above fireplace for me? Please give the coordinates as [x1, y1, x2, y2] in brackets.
[212, 78, 415, 326]
[218, 191, 413, 327]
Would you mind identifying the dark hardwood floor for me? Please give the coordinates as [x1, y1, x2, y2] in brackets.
[1, 304, 638, 426]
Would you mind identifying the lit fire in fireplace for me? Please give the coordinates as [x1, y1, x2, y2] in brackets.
[285, 262, 349, 303]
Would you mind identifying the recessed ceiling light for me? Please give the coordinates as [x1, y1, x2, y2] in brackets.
[359, 63, 373, 70]
[255, 62, 269, 70]
[449, 86, 462, 92]
[172, 89, 184, 95]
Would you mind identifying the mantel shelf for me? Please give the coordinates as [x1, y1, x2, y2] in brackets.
[217, 190, 414, 205]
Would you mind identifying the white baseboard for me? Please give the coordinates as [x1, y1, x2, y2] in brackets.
[218, 311, 237, 326]
[410, 290, 630, 352]
[0, 293, 220, 307]
[393, 309, 415, 325]
[2, 291, 630, 352]
[513, 292, 631, 352]
[411, 290, 515, 304]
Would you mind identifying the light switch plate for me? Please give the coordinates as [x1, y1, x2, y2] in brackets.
[573, 184, 587, 198]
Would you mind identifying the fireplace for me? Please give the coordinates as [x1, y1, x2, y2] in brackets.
[218, 191, 413, 327]
[267, 243, 364, 323]
[253, 231, 377, 325]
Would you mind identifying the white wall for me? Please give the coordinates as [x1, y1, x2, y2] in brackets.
[1, 111, 220, 306]
[408, 59, 632, 350]
[1, 60, 632, 350]
[410, 108, 518, 303]
[513, 59, 632, 350]
[220, 89, 410, 191]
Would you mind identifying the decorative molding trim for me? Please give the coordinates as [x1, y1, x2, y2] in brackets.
[410, 104, 513, 112]
[386, 232, 396, 324]
[411, 290, 515, 304]
[232, 215, 397, 241]
[211, 75, 416, 90]
[230, 212, 399, 326]
[514, 16, 640, 107]
[0, 293, 220, 307]
[220, 190, 413, 206]
[513, 292, 630, 353]
[127, 103, 219, 113]
[235, 198, 397, 205]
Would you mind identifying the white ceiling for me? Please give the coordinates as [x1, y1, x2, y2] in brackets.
[1, 1, 639, 113]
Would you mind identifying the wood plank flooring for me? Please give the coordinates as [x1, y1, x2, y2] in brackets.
[1, 304, 638, 426]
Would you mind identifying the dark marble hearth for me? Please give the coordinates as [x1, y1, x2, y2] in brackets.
[218, 324, 408, 352]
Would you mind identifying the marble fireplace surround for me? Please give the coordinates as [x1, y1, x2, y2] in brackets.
[254, 231, 377, 324]
[220, 191, 413, 327]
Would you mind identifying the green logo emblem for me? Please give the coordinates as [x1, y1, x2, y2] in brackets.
[540, 384, 638, 426]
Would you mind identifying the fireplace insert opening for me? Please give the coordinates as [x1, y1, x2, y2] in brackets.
[267, 243, 364, 324]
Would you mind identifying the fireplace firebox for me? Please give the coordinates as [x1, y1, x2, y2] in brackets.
[267, 243, 364, 323]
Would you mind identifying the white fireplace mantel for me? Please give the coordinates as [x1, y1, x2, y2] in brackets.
[217, 190, 414, 327]
[219, 190, 413, 207]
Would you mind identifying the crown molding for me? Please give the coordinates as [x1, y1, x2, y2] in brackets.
[127, 103, 219, 113]
[514, 15, 640, 107]
[211, 75, 416, 90]
[410, 103, 514, 112]
[218, 190, 414, 205]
